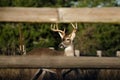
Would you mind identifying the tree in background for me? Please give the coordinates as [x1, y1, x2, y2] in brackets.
[74, 23, 120, 56]
[0, 23, 19, 55]
[95, 24, 120, 56]
[0, 0, 120, 7]
[0, 23, 57, 55]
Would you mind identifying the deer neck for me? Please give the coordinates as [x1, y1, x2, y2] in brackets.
[64, 44, 74, 56]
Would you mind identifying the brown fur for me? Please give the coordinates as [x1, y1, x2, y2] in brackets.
[28, 48, 64, 56]
[27, 48, 64, 80]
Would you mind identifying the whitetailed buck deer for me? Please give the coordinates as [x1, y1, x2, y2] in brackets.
[28, 23, 77, 80]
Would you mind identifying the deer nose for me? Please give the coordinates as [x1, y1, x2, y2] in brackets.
[59, 43, 65, 49]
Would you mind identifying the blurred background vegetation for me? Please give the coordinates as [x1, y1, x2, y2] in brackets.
[0, 0, 120, 56]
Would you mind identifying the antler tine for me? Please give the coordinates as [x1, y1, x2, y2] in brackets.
[70, 23, 77, 30]
[51, 23, 65, 34]
[75, 22, 77, 29]
[51, 23, 65, 39]
[51, 24, 56, 31]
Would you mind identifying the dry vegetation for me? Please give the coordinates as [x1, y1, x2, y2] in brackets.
[0, 69, 120, 80]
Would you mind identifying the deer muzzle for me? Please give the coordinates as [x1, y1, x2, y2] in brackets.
[59, 43, 66, 49]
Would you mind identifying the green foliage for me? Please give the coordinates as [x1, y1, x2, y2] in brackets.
[0, 0, 118, 7]
[74, 23, 120, 56]
[0, 23, 59, 54]
[0, 0, 62, 7]
[0, 23, 19, 55]
[74, 23, 99, 56]
[95, 24, 120, 56]
[19, 23, 57, 51]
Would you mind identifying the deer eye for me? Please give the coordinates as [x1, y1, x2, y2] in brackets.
[66, 39, 71, 42]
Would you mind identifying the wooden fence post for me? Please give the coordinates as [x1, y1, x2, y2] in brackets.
[96, 50, 102, 57]
[116, 51, 120, 57]
[49, 47, 55, 50]
[75, 49, 80, 57]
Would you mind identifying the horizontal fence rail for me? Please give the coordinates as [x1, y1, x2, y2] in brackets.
[0, 7, 58, 22]
[0, 56, 120, 69]
[0, 7, 120, 23]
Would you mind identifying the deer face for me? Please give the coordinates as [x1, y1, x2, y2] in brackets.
[59, 35, 73, 49]
[51, 23, 77, 49]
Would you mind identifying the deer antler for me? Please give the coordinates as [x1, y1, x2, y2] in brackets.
[68, 23, 78, 40]
[70, 23, 77, 33]
[51, 23, 65, 39]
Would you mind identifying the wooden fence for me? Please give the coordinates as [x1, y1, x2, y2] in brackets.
[0, 56, 120, 69]
[0, 7, 120, 23]
[0, 7, 120, 69]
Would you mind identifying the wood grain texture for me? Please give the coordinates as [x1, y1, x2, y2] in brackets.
[0, 7, 120, 23]
[58, 7, 120, 23]
[0, 56, 119, 69]
[0, 7, 58, 22]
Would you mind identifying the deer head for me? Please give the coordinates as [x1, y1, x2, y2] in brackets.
[51, 23, 77, 49]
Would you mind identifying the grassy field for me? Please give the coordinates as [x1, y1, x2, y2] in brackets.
[0, 69, 120, 80]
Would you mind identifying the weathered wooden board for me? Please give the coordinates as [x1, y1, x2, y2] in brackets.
[0, 56, 119, 69]
[0, 7, 120, 23]
[0, 7, 58, 22]
[58, 7, 120, 23]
